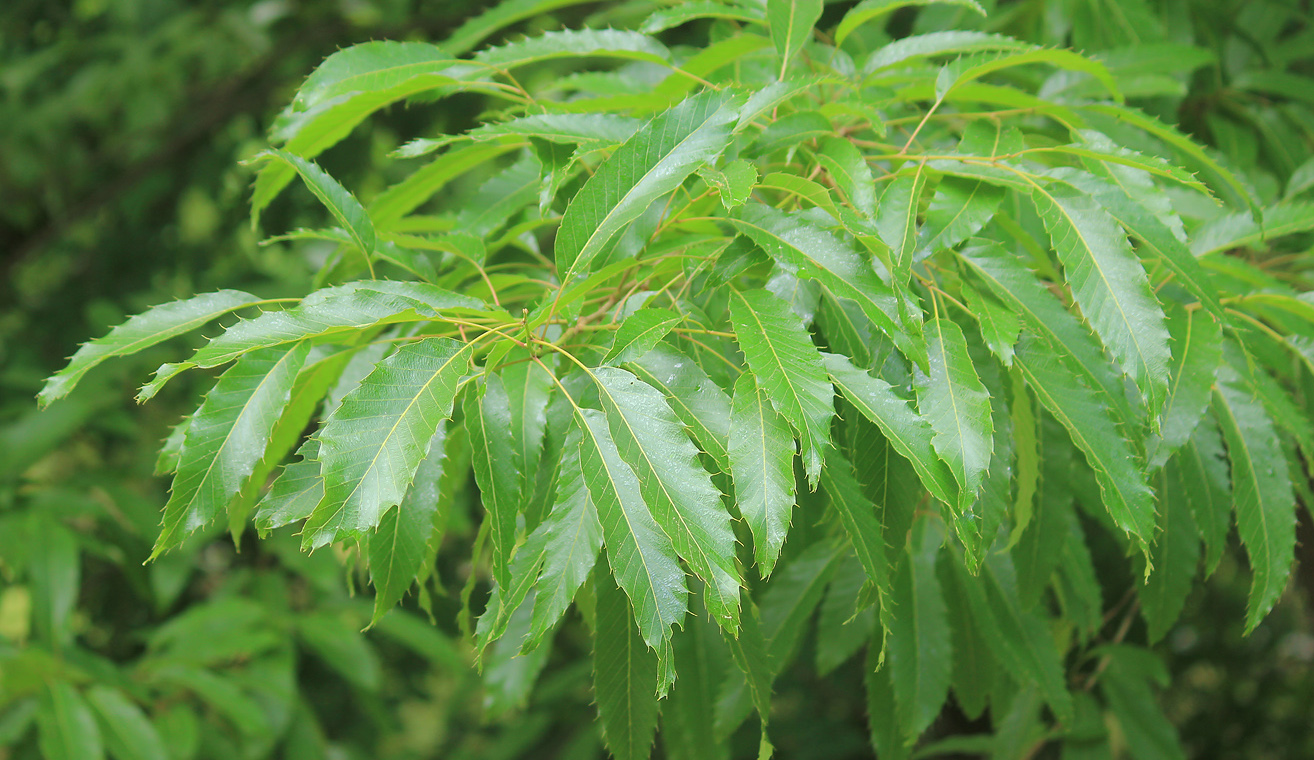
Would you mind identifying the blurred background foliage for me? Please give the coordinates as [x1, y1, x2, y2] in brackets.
[1, 0, 1311, 758]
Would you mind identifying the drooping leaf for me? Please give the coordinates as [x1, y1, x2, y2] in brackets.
[576, 409, 688, 649]
[1099, 647, 1187, 760]
[555, 91, 741, 280]
[592, 367, 740, 632]
[603, 308, 683, 366]
[29, 518, 79, 650]
[915, 317, 993, 524]
[823, 352, 959, 508]
[662, 593, 731, 760]
[466, 373, 521, 590]
[960, 279, 1019, 366]
[815, 555, 877, 676]
[887, 516, 951, 740]
[730, 203, 921, 368]
[39, 290, 260, 407]
[153, 342, 310, 557]
[302, 338, 472, 548]
[730, 372, 797, 578]
[1212, 364, 1297, 633]
[1012, 420, 1075, 607]
[192, 280, 481, 368]
[730, 288, 834, 486]
[1148, 304, 1222, 468]
[369, 423, 447, 625]
[820, 448, 891, 595]
[1031, 183, 1171, 412]
[864, 642, 909, 760]
[1176, 420, 1232, 577]
[594, 575, 661, 760]
[1140, 464, 1200, 643]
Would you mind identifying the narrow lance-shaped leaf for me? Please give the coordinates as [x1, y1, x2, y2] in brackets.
[193, 281, 482, 368]
[502, 349, 555, 520]
[254, 438, 323, 531]
[603, 308, 683, 366]
[1148, 304, 1222, 469]
[39, 289, 260, 407]
[576, 409, 688, 649]
[257, 149, 376, 257]
[1212, 364, 1297, 633]
[1177, 420, 1231, 577]
[37, 683, 104, 760]
[466, 374, 521, 590]
[888, 516, 951, 740]
[525, 424, 604, 649]
[820, 448, 891, 595]
[878, 167, 927, 285]
[153, 342, 310, 557]
[84, 686, 169, 760]
[730, 288, 835, 486]
[766, 0, 821, 76]
[919, 177, 1004, 256]
[1031, 183, 1171, 412]
[818, 137, 876, 216]
[592, 367, 740, 632]
[594, 576, 661, 760]
[1140, 463, 1200, 643]
[729, 372, 797, 578]
[823, 352, 959, 509]
[369, 422, 447, 625]
[730, 203, 924, 369]
[554, 90, 741, 282]
[626, 342, 732, 474]
[835, 0, 986, 47]
[1013, 335, 1155, 548]
[303, 338, 473, 548]
[915, 317, 993, 524]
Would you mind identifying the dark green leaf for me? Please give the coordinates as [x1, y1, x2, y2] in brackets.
[888, 516, 951, 740]
[730, 372, 797, 578]
[594, 575, 660, 760]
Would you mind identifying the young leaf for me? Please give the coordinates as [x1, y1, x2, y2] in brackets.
[466, 374, 521, 590]
[555, 90, 741, 281]
[39, 289, 260, 407]
[369, 423, 447, 625]
[766, 0, 821, 76]
[577, 409, 688, 649]
[1031, 183, 1171, 412]
[823, 352, 959, 508]
[915, 317, 993, 519]
[729, 372, 797, 578]
[192, 281, 481, 368]
[592, 368, 741, 632]
[1212, 365, 1297, 633]
[502, 349, 555, 511]
[153, 342, 310, 557]
[302, 338, 472, 548]
[730, 288, 834, 486]
[888, 517, 951, 740]
[603, 308, 683, 366]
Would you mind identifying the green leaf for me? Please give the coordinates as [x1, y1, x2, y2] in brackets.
[192, 281, 482, 368]
[29, 518, 79, 649]
[820, 448, 891, 594]
[915, 317, 993, 524]
[526, 424, 603, 649]
[730, 288, 835, 486]
[1013, 336, 1154, 547]
[466, 373, 521, 590]
[85, 686, 168, 760]
[958, 240, 1139, 429]
[39, 289, 260, 407]
[718, 594, 775, 737]
[1148, 304, 1222, 468]
[253, 438, 323, 531]
[577, 408, 688, 649]
[294, 41, 453, 110]
[439, 0, 601, 56]
[823, 352, 959, 509]
[642, 2, 760, 34]
[1012, 421, 1074, 607]
[699, 159, 759, 212]
[1031, 183, 1171, 412]
[937, 550, 995, 721]
[888, 516, 950, 740]
[369, 423, 447, 625]
[862, 31, 1030, 77]
[594, 575, 660, 760]
[815, 555, 877, 676]
[730, 372, 797, 578]
[959, 280, 1019, 366]
[1212, 365, 1297, 633]
[865, 643, 910, 760]
[662, 595, 731, 760]
[730, 203, 920, 369]
[37, 683, 103, 760]
[604, 308, 683, 366]
[303, 338, 472, 548]
[474, 28, 670, 71]
[626, 343, 732, 474]
[1099, 647, 1186, 760]
[372, 142, 520, 228]
[919, 177, 1004, 256]
[1140, 464, 1200, 643]
[153, 342, 310, 557]
[257, 149, 376, 257]
[835, 0, 986, 47]
[877, 168, 928, 284]
[555, 91, 741, 281]
[766, 0, 821, 76]
[296, 612, 382, 690]
[592, 367, 740, 632]
[503, 349, 555, 510]
[470, 113, 641, 148]
[818, 137, 875, 216]
[1176, 421, 1232, 577]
